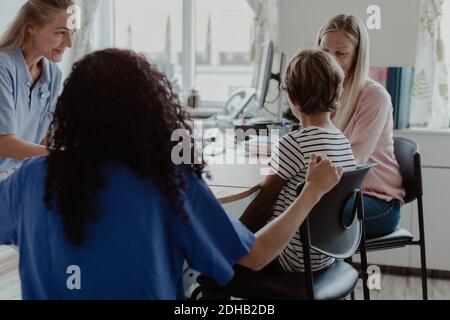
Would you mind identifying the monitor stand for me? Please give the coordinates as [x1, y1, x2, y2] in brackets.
[229, 92, 256, 120]
[213, 89, 256, 123]
[209, 89, 279, 129]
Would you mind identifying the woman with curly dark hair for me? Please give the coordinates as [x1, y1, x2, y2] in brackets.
[0, 48, 342, 300]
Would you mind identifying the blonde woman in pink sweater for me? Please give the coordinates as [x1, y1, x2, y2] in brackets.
[315, 15, 405, 238]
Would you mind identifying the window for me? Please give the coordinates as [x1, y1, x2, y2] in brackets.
[195, 0, 253, 102]
[442, 0, 450, 114]
[113, 0, 254, 104]
[114, 0, 183, 93]
[443, 0, 450, 68]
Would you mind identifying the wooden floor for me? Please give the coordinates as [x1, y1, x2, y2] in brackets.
[1, 246, 449, 300]
[353, 273, 450, 300]
[0, 247, 20, 300]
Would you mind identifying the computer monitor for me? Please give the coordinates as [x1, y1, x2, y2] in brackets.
[254, 41, 274, 110]
[217, 40, 284, 123]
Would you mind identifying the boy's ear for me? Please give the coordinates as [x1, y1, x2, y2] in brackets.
[293, 102, 302, 111]
[287, 96, 299, 109]
[290, 103, 303, 118]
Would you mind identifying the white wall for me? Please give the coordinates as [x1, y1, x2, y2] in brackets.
[0, 0, 113, 80]
[0, 0, 75, 78]
[279, 0, 420, 67]
[0, 0, 26, 36]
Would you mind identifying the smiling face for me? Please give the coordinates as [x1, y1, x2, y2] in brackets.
[319, 31, 357, 78]
[27, 10, 75, 63]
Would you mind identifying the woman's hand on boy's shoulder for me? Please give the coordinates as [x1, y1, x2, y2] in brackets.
[304, 154, 342, 199]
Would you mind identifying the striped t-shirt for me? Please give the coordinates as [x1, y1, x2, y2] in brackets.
[268, 126, 356, 273]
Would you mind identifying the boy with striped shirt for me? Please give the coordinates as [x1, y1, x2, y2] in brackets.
[240, 49, 356, 272]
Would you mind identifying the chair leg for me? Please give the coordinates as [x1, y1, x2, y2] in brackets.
[345, 257, 356, 300]
[417, 196, 428, 300]
[360, 258, 370, 300]
[414, 151, 428, 300]
[419, 237, 428, 300]
[300, 219, 315, 300]
[357, 191, 370, 301]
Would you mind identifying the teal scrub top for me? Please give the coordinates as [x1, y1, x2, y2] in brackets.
[0, 47, 62, 172]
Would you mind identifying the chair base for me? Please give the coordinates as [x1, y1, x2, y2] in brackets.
[193, 260, 359, 300]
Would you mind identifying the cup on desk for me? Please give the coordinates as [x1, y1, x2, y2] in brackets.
[187, 89, 201, 109]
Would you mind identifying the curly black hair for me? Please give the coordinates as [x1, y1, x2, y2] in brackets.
[44, 49, 204, 246]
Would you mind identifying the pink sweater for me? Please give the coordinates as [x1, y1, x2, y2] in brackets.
[342, 79, 405, 204]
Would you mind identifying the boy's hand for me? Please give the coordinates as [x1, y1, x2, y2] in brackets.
[304, 154, 343, 199]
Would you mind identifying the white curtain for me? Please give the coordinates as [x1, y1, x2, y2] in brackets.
[410, 0, 449, 128]
[71, 0, 102, 63]
[247, 0, 279, 86]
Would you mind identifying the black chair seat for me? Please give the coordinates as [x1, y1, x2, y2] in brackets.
[365, 228, 414, 250]
[196, 260, 359, 300]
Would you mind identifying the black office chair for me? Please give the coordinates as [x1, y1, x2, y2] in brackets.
[191, 165, 373, 300]
[357, 137, 428, 300]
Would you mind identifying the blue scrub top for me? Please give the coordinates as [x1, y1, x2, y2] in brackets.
[0, 158, 255, 300]
[0, 48, 62, 172]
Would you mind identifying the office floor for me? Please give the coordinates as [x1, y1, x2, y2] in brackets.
[353, 273, 450, 300]
[0, 247, 20, 300]
[1, 248, 449, 300]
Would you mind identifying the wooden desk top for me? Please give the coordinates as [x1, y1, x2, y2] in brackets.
[209, 185, 262, 204]
[205, 151, 269, 203]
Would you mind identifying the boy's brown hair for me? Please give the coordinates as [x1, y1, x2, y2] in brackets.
[283, 49, 344, 115]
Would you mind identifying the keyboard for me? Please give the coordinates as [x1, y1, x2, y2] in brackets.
[232, 117, 277, 126]
[187, 107, 220, 119]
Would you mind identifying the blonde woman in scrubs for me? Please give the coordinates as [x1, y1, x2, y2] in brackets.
[0, 0, 75, 180]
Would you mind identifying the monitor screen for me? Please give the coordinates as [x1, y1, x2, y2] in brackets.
[254, 41, 274, 109]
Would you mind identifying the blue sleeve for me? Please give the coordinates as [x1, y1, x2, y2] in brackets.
[175, 171, 256, 286]
[0, 167, 23, 245]
[0, 65, 16, 135]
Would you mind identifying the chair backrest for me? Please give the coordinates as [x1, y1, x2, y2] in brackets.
[393, 137, 422, 203]
[297, 164, 373, 259]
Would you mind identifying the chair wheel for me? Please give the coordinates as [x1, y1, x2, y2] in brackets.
[190, 285, 231, 300]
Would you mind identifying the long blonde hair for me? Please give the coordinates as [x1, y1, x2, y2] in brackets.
[315, 15, 370, 130]
[0, 0, 74, 50]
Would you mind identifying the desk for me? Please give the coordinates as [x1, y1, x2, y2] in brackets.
[209, 185, 262, 204]
[205, 152, 270, 204]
